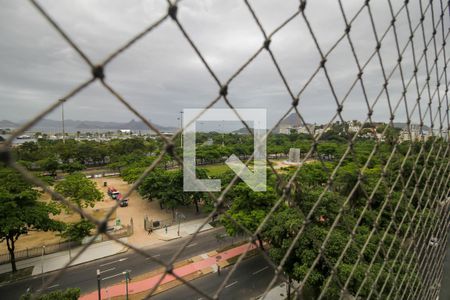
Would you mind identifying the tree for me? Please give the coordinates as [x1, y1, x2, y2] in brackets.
[55, 172, 102, 214]
[221, 183, 277, 250]
[61, 161, 84, 174]
[0, 167, 65, 273]
[189, 168, 208, 213]
[39, 157, 60, 177]
[20, 288, 80, 300]
[138, 168, 208, 217]
[139, 169, 185, 219]
[317, 142, 338, 160]
[60, 219, 95, 242]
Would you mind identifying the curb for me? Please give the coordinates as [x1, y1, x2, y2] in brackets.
[82, 244, 258, 300]
[154, 225, 217, 241]
[109, 248, 258, 300]
[0, 246, 129, 287]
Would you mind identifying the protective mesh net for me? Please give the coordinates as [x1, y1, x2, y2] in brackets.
[1, 0, 449, 299]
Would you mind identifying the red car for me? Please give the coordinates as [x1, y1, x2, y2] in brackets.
[107, 187, 117, 196]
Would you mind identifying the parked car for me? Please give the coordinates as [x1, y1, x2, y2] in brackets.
[429, 237, 439, 247]
[107, 187, 117, 196]
[115, 194, 128, 207]
[111, 191, 120, 200]
[119, 199, 129, 207]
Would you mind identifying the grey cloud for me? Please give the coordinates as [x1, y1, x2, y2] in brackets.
[0, 0, 447, 129]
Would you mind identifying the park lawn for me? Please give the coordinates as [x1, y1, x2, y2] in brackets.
[201, 164, 231, 177]
[176, 159, 289, 178]
[167, 163, 231, 177]
[200, 161, 276, 177]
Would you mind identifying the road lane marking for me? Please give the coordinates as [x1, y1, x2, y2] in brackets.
[186, 243, 198, 248]
[252, 266, 269, 275]
[225, 281, 238, 288]
[102, 272, 124, 281]
[145, 254, 161, 260]
[100, 258, 128, 267]
[100, 267, 116, 274]
[47, 284, 59, 289]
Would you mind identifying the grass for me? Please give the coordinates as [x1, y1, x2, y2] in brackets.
[201, 164, 231, 177]
[0, 266, 34, 284]
[201, 162, 257, 177]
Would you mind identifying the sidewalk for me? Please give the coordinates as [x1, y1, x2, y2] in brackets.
[0, 218, 214, 279]
[80, 242, 258, 300]
[152, 218, 214, 241]
[0, 238, 128, 276]
[261, 282, 289, 300]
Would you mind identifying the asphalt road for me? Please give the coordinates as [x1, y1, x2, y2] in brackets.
[0, 228, 244, 300]
[152, 254, 281, 300]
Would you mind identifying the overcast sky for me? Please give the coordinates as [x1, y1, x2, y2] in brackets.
[0, 0, 447, 129]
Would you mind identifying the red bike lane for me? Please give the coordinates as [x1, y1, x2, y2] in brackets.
[80, 242, 257, 299]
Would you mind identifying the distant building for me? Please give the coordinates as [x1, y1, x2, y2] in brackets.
[315, 128, 325, 136]
[348, 124, 361, 133]
[376, 133, 385, 142]
[399, 124, 429, 142]
[278, 123, 293, 134]
[297, 124, 315, 135]
[203, 138, 214, 146]
[345, 120, 361, 133]
[278, 123, 315, 135]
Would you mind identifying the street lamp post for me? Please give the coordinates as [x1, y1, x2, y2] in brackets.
[218, 123, 224, 146]
[41, 245, 45, 285]
[176, 212, 185, 236]
[123, 271, 130, 300]
[177, 219, 181, 236]
[59, 99, 65, 144]
[177, 111, 183, 148]
[96, 269, 101, 300]
[181, 111, 184, 148]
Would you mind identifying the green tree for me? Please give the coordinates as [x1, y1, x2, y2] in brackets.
[61, 161, 84, 174]
[222, 183, 277, 250]
[0, 167, 65, 272]
[20, 288, 80, 300]
[39, 157, 60, 176]
[60, 219, 95, 242]
[139, 169, 185, 219]
[55, 173, 102, 213]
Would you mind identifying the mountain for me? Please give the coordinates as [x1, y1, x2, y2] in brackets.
[280, 113, 302, 126]
[0, 119, 176, 133]
[393, 122, 431, 131]
[232, 127, 254, 134]
[0, 120, 19, 128]
[272, 113, 309, 133]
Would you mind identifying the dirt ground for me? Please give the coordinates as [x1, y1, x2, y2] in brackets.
[91, 176, 174, 246]
[92, 177, 207, 247]
[272, 158, 317, 170]
[0, 176, 207, 255]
